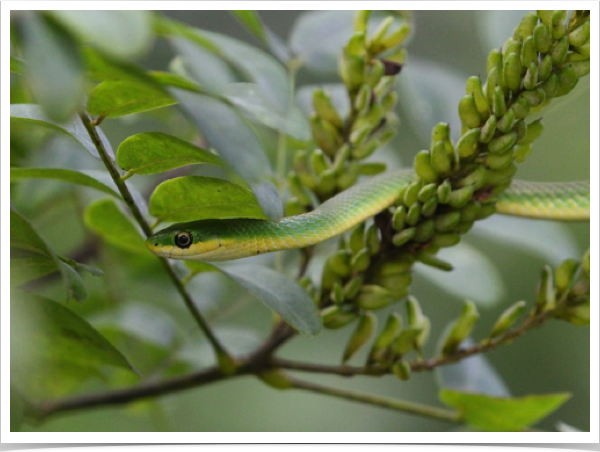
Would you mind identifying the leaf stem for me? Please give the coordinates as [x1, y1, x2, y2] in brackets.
[287, 376, 462, 424]
[78, 111, 234, 369]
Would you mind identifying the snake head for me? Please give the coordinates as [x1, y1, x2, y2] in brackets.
[146, 220, 227, 261]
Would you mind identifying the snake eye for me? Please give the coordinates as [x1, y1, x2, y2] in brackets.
[175, 231, 192, 249]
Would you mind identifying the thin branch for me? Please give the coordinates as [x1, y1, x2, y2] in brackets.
[287, 376, 462, 424]
[78, 111, 233, 367]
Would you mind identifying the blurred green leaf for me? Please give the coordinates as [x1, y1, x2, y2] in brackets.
[10, 56, 25, 75]
[10, 104, 115, 159]
[149, 71, 203, 93]
[169, 90, 283, 220]
[87, 80, 176, 119]
[116, 132, 224, 176]
[232, 11, 266, 40]
[50, 10, 153, 60]
[58, 256, 105, 277]
[440, 389, 570, 431]
[84, 198, 147, 255]
[82, 46, 158, 85]
[415, 242, 506, 307]
[231, 11, 292, 63]
[149, 176, 268, 223]
[222, 83, 310, 140]
[10, 386, 25, 431]
[185, 260, 219, 277]
[10, 251, 57, 287]
[20, 12, 85, 122]
[10, 167, 121, 198]
[217, 264, 322, 337]
[11, 292, 134, 399]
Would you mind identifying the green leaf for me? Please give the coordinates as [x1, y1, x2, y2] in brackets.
[58, 256, 104, 277]
[10, 104, 115, 160]
[10, 251, 58, 287]
[231, 11, 292, 64]
[169, 90, 283, 220]
[149, 71, 204, 93]
[222, 83, 310, 140]
[11, 292, 134, 399]
[10, 167, 121, 198]
[232, 11, 266, 40]
[82, 46, 159, 85]
[116, 132, 224, 176]
[415, 242, 506, 307]
[149, 176, 268, 223]
[50, 10, 153, 60]
[21, 12, 85, 122]
[87, 80, 177, 119]
[217, 264, 322, 336]
[10, 209, 87, 301]
[440, 389, 571, 431]
[84, 198, 147, 255]
[10, 56, 25, 75]
[184, 260, 219, 277]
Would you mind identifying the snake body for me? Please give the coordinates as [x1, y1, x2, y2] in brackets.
[146, 170, 590, 261]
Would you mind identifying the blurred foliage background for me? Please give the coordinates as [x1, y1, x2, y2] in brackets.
[11, 10, 589, 432]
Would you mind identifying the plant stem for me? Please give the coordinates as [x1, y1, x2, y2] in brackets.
[287, 376, 462, 424]
[78, 111, 233, 368]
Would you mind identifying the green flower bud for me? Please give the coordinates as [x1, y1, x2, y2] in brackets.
[359, 162, 387, 176]
[430, 141, 452, 175]
[354, 10, 371, 33]
[486, 67, 503, 105]
[568, 21, 590, 47]
[513, 143, 533, 163]
[366, 59, 385, 87]
[489, 300, 526, 338]
[356, 285, 394, 310]
[421, 196, 438, 217]
[555, 298, 590, 326]
[485, 162, 517, 186]
[533, 23, 551, 53]
[431, 123, 451, 148]
[293, 150, 318, 190]
[485, 148, 514, 170]
[331, 280, 345, 305]
[488, 131, 518, 154]
[503, 52, 522, 92]
[328, 250, 352, 278]
[349, 222, 365, 254]
[476, 203, 496, 220]
[374, 76, 396, 99]
[310, 113, 340, 156]
[394, 327, 422, 356]
[555, 258, 579, 292]
[310, 149, 330, 175]
[466, 76, 491, 121]
[455, 220, 475, 234]
[568, 59, 590, 78]
[392, 227, 416, 247]
[457, 165, 488, 190]
[503, 38, 521, 59]
[493, 85, 507, 117]
[537, 54, 553, 82]
[431, 232, 461, 248]
[340, 52, 365, 91]
[441, 300, 480, 356]
[351, 248, 371, 272]
[521, 87, 546, 107]
[536, 265, 556, 312]
[414, 219, 435, 243]
[511, 97, 531, 120]
[456, 128, 481, 158]
[479, 115, 497, 144]
[381, 91, 398, 113]
[496, 108, 516, 134]
[343, 275, 364, 300]
[258, 370, 292, 389]
[437, 179, 452, 204]
[523, 62, 538, 90]
[322, 305, 358, 329]
[555, 65, 578, 97]
[487, 48, 503, 72]
[343, 312, 376, 363]
[403, 181, 422, 207]
[405, 295, 423, 325]
[318, 168, 337, 195]
[520, 119, 544, 144]
[435, 211, 461, 232]
[377, 253, 415, 276]
[392, 205, 407, 231]
[370, 16, 394, 53]
[551, 36, 569, 65]
[381, 22, 411, 49]
[391, 360, 411, 380]
[415, 150, 439, 184]
[332, 144, 352, 174]
[368, 313, 402, 365]
[418, 183, 438, 203]
[460, 201, 482, 222]
[514, 119, 527, 142]
[366, 224, 381, 255]
[352, 140, 378, 159]
[540, 72, 559, 99]
[448, 185, 475, 208]
[354, 84, 372, 114]
[459, 94, 482, 129]
[373, 272, 411, 298]
[417, 252, 453, 271]
[406, 202, 422, 226]
[551, 10, 567, 40]
[350, 123, 372, 147]
[321, 264, 339, 293]
[517, 12, 538, 40]
[313, 89, 343, 128]
[521, 36, 537, 69]
[288, 173, 312, 205]
[286, 198, 307, 216]
[346, 31, 367, 56]
[383, 48, 408, 67]
[537, 10, 553, 28]
[572, 41, 590, 57]
[336, 161, 361, 190]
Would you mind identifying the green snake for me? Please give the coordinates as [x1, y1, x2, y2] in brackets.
[146, 170, 590, 261]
